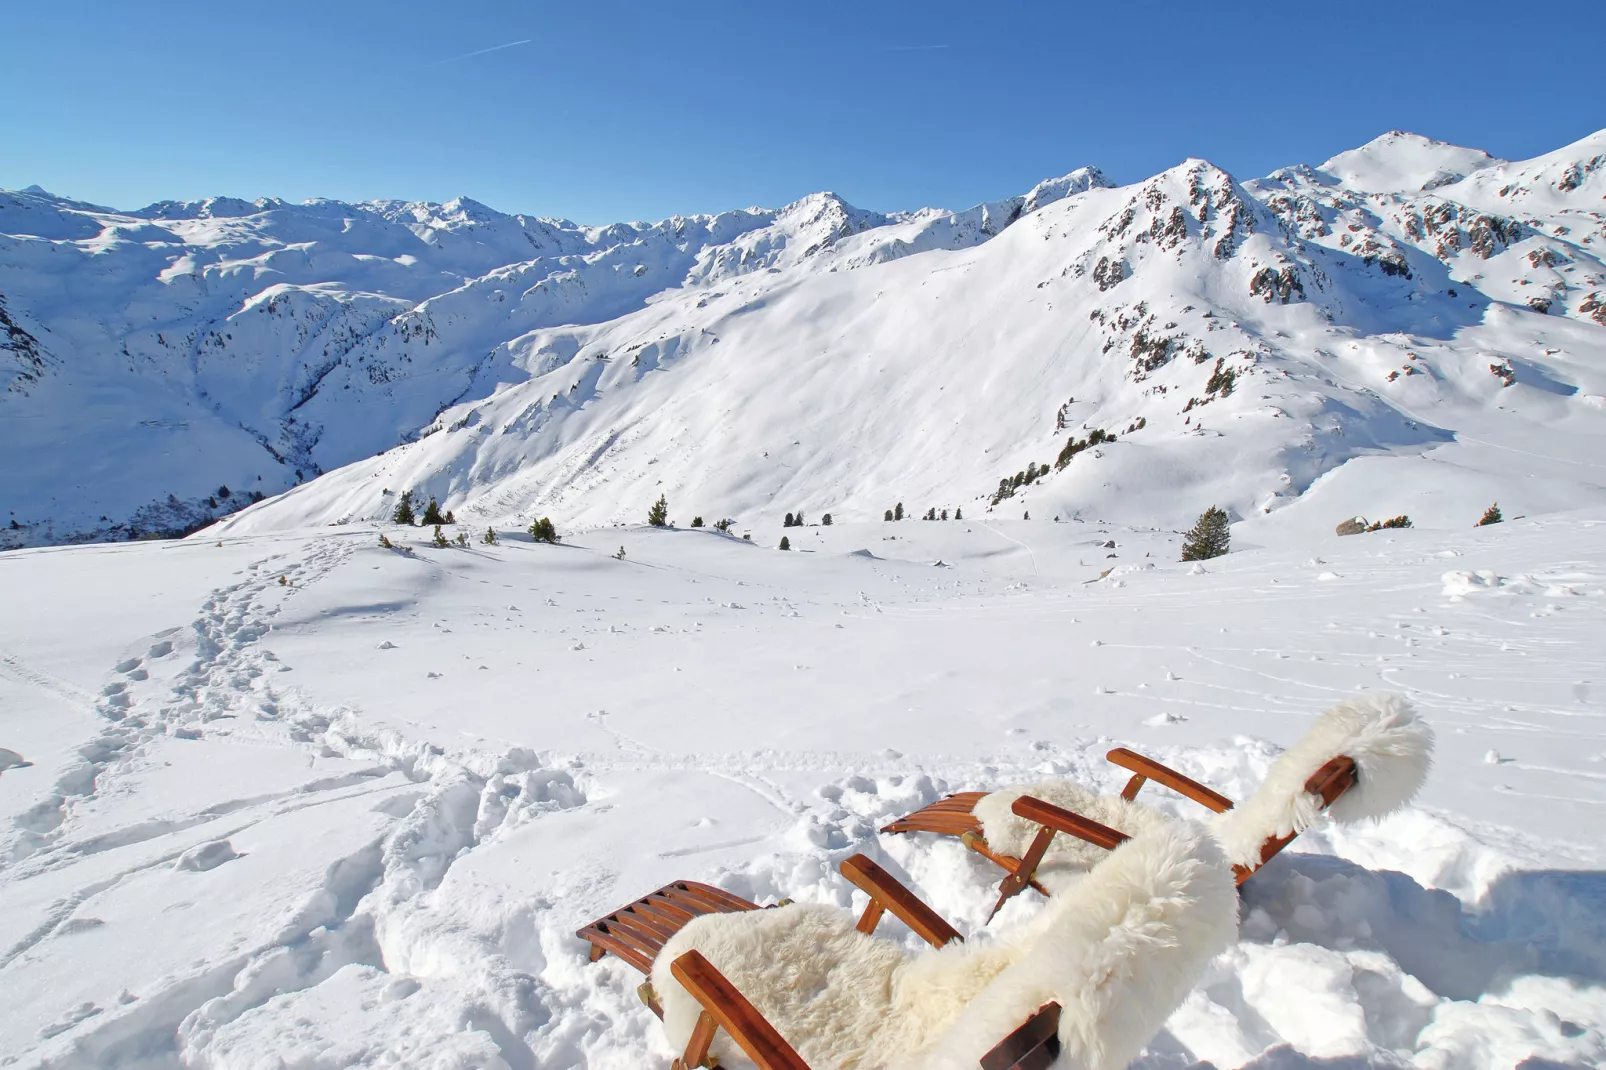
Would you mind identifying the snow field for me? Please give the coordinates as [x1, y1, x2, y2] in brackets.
[1, 512, 1604, 1068]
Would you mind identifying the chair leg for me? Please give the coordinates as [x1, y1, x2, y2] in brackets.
[988, 825, 1056, 921]
[673, 1009, 719, 1069]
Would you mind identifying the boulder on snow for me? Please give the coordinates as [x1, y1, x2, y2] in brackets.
[1335, 516, 1368, 536]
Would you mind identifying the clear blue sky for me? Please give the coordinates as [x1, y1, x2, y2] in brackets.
[4, 0, 1602, 224]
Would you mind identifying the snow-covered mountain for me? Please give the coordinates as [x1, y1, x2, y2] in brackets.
[4, 130, 1605, 549]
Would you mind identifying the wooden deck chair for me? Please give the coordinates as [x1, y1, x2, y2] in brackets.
[883, 692, 1432, 916]
[577, 856, 963, 1018]
[651, 822, 1238, 1070]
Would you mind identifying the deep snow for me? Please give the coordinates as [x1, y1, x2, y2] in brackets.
[2, 509, 1604, 1069]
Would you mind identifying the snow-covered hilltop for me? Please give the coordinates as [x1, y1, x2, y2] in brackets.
[3, 131, 1604, 548]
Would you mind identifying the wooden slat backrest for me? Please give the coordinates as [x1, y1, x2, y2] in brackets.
[839, 854, 963, 948]
[670, 951, 811, 1070]
[1106, 748, 1235, 813]
[577, 880, 759, 975]
[879, 792, 988, 835]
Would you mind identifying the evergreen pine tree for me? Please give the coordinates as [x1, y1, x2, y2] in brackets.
[1023, 510, 1030, 520]
[431, 525, 449, 548]
[1180, 506, 1231, 561]
[894, 503, 904, 521]
[421, 498, 446, 525]
[779, 536, 790, 550]
[444, 509, 456, 525]
[714, 518, 732, 532]
[822, 513, 832, 526]
[529, 517, 559, 544]
[1477, 502, 1503, 527]
[954, 507, 962, 521]
[784, 512, 795, 528]
[691, 516, 704, 528]
[884, 509, 894, 522]
[941, 509, 948, 520]
[795, 511, 805, 526]
[392, 490, 416, 526]
[647, 494, 669, 527]
[454, 531, 469, 547]
[482, 527, 499, 545]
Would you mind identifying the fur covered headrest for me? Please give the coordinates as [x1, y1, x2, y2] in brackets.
[1212, 691, 1433, 868]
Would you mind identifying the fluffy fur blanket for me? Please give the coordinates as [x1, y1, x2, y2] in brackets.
[652, 822, 1238, 1070]
[975, 692, 1434, 877]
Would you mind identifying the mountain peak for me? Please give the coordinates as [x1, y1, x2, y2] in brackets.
[1318, 131, 1503, 194]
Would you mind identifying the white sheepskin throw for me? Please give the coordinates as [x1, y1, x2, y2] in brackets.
[1211, 691, 1434, 868]
[973, 780, 1173, 891]
[652, 823, 1238, 1070]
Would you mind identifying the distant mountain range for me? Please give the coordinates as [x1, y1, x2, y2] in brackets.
[4, 130, 1604, 548]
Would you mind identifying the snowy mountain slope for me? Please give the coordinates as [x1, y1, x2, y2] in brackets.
[5, 134, 1606, 550]
[216, 139, 1606, 542]
[2, 512, 1604, 1068]
[0, 170, 1108, 547]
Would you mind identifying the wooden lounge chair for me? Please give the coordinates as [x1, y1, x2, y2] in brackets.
[883, 692, 1432, 917]
[578, 855, 962, 1017]
[649, 822, 1238, 1070]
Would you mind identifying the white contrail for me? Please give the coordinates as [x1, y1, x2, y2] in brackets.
[422, 38, 533, 69]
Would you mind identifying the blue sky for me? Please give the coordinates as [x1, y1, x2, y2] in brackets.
[4, 1, 1602, 223]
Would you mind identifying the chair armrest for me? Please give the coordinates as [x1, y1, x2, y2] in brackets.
[1010, 795, 1131, 849]
[670, 951, 811, 1070]
[980, 1002, 1062, 1070]
[839, 854, 963, 948]
[1106, 747, 1234, 813]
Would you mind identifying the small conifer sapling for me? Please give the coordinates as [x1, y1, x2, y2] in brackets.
[431, 525, 449, 548]
[691, 516, 704, 528]
[779, 536, 790, 550]
[1180, 506, 1230, 561]
[392, 490, 416, 526]
[421, 498, 446, 526]
[822, 513, 832, 526]
[482, 527, 499, 545]
[647, 494, 669, 527]
[895, 503, 904, 521]
[1478, 502, 1503, 527]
